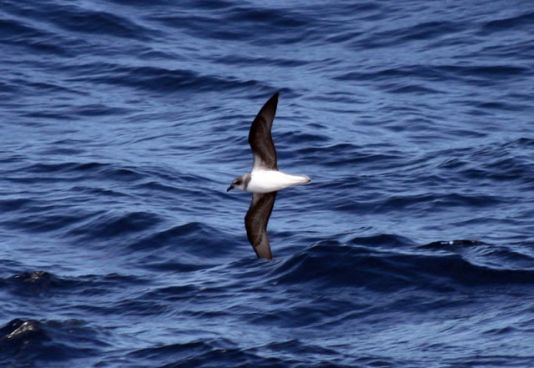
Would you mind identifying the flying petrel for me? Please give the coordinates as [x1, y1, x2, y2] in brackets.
[227, 92, 311, 260]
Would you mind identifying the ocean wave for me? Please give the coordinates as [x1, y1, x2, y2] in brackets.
[270, 240, 534, 290]
[435, 138, 534, 183]
[66, 63, 270, 94]
[335, 64, 529, 85]
[0, 271, 145, 297]
[127, 222, 236, 259]
[0, 318, 103, 365]
[0, 17, 69, 56]
[148, 4, 316, 44]
[480, 11, 534, 33]
[127, 339, 290, 368]
[69, 211, 162, 240]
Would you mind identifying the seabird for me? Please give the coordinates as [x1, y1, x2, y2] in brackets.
[227, 92, 310, 259]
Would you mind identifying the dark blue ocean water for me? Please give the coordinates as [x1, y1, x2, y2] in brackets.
[1, 1, 534, 367]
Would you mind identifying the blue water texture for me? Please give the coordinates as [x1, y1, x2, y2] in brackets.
[1, 1, 534, 367]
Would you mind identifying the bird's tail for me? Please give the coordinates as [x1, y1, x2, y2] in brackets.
[298, 175, 311, 185]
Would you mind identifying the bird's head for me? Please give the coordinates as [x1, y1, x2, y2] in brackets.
[227, 174, 250, 192]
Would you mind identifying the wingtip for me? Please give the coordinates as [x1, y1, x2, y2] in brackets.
[255, 246, 273, 260]
[267, 91, 280, 105]
[269, 91, 280, 104]
[252, 235, 273, 260]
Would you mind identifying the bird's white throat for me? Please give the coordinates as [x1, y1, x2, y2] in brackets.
[246, 170, 311, 193]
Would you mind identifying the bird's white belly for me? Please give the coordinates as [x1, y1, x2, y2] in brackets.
[247, 170, 310, 193]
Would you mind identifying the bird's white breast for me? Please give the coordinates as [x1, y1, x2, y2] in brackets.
[246, 170, 310, 193]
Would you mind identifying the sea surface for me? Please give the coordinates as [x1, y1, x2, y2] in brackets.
[1, 1, 534, 367]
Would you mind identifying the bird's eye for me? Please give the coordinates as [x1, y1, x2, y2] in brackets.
[235, 180, 242, 185]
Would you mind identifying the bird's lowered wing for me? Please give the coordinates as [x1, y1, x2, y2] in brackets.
[248, 92, 279, 170]
[245, 192, 277, 259]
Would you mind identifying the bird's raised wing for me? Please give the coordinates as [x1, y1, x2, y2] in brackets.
[248, 92, 279, 170]
[245, 192, 277, 259]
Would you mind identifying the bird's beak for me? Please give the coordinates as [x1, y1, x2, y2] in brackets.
[226, 184, 234, 192]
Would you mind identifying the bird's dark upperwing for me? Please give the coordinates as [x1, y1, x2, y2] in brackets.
[245, 192, 277, 259]
[248, 92, 279, 170]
